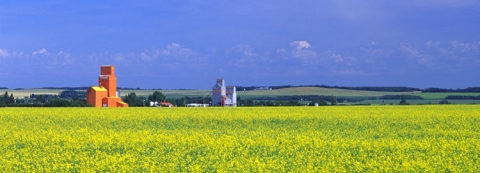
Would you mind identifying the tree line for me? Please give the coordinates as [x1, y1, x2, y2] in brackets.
[444, 95, 480, 100]
[422, 87, 480, 93]
[237, 85, 480, 93]
[0, 91, 15, 106]
[2, 89, 480, 107]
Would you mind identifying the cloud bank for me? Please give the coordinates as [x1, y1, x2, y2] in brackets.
[0, 40, 479, 88]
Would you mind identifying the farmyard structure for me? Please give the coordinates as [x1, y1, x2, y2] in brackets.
[212, 78, 237, 106]
[86, 65, 128, 107]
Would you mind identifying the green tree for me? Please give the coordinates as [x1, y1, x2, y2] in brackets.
[148, 91, 166, 102]
[8, 94, 14, 105]
[45, 98, 72, 107]
[3, 91, 8, 105]
[287, 100, 301, 106]
[399, 98, 408, 105]
[329, 95, 338, 105]
[439, 99, 449, 104]
[0, 96, 5, 107]
[274, 100, 284, 106]
[3, 92, 14, 106]
[36, 95, 46, 103]
[124, 92, 143, 106]
[71, 99, 88, 107]
[309, 100, 327, 106]
[265, 100, 274, 106]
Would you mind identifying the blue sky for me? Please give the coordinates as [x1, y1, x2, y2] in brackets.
[1, 1, 479, 89]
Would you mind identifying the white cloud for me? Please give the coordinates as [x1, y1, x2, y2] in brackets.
[32, 48, 48, 56]
[399, 44, 432, 65]
[140, 52, 152, 61]
[331, 54, 344, 63]
[327, 53, 363, 75]
[0, 49, 10, 57]
[62, 53, 74, 65]
[228, 44, 267, 66]
[449, 41, 480, 52]
[333, 69, 358, 75]
[425, 40, 440, 49]
[114, 53, 126, 63]
[231, 44, 257, 57]
[360, 45, 395, 64]
[290, 41, 311, 50]
[12, 51, 25, 57]
[290, 41, 317, 62]
[138, 49, 162, 62]
[331, 53, 357, 66]
[332, 68, 373, 75]
[163, 43, 195, 57]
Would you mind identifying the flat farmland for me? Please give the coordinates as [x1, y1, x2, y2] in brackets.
[1, 87, 422, 98]
[237, 87, 420, 99]
[415, 92, 480, 99]
[0, 89, 65, 98]
[1, 106, 479, 172]
[118, 87, 422, 98]
[3, 87, 480, 105]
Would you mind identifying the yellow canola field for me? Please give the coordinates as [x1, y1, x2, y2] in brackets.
[0, 106, 479, 172]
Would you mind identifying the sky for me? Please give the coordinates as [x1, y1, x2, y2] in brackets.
[1, 1, 479, 89]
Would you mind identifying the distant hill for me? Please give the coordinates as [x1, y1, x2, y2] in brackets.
[237, 85, 480, 93]
[3, 86, 480, 105]
[236, 87, 420, 99]
[2, 85, 480, 93]
[2, 85, 480, 99]
[236, 85, 421, 92]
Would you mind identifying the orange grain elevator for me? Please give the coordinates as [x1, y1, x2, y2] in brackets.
[86, 65, 129, 107]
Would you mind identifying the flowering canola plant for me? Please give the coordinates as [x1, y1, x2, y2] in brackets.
[0, 105, 479, 172]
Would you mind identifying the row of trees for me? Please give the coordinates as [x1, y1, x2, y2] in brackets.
[123, 91, 168, 106]
[1, 90, 202, 107]
[1, 91, 90, 107]
[423, 87, 480, 93]
[236, 96, 338, 106]
[5, 89, 475, 107]
[123, 91, 213, 107]
[444, 95, 480, 100]
[121, 91, 340, 107]
[0, 92, 15, 107]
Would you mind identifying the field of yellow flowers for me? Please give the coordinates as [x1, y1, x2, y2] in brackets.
[0, 105, 479, 172]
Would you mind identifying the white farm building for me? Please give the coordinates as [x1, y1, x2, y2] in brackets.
[212, 78, 237, 106]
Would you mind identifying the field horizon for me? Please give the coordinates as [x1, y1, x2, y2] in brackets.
[0, 86, 442, 98]
[2, 86, 480, 105]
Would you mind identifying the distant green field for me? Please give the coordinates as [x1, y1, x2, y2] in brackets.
[237, 87, 420, 99]
[0, 89, 212, 99]
[120, 90, 210, 98]
[0, 89, 63, 98]
[2, 87, 420, 99]
[355, 99, 480, 105]
[3, 87, 480, 105]
[122, 87, 414, 98]
[414, 92, 480, 99]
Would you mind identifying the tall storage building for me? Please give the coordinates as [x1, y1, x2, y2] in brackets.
[212, 78, 236, 106]
[86, 65, 128, 107]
